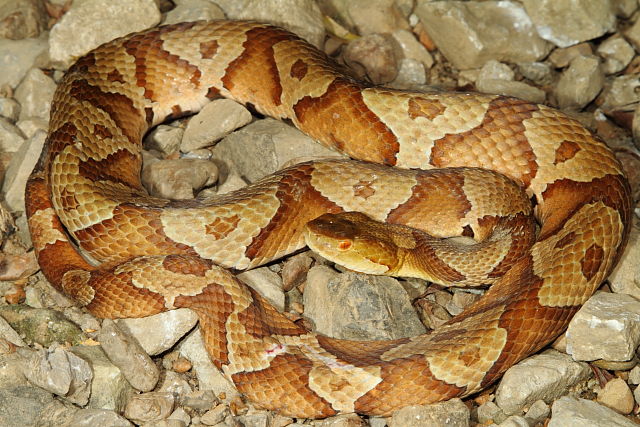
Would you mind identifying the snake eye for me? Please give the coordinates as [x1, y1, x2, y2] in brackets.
[338, 240, 352, 250]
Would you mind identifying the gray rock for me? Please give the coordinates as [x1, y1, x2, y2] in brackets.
[499, 416, 530, 427]
[177, 329, 240, 401]
[0, 315, 26, 347]
[390, 58, 427, 90]
[548, 43, 593, 68]
[124, 392, 175, 425]
[344, 33, 400, 84]
[214, 0, 325, 48]
[145, 125, 184, 155]
[0, 97, 20, 121]
[181, 389, 218, 411]
[548, 396, 636, 426]
[212, 118, 343, 183]
[0, 351, 29, 388]
[303, 266, 426, 340]
[599, 74, 640, 111]
[518, 62, 554, 86]
[555, 55, 604, 110]
[0, 117, 25, 152]
[416, 1, 551, 70]
[17, 117, 49, 139]
[237, 267, 285, 312]
[48, 0, 161, 67]
[70, 345, 133, 412]
[181, 99, 252, 152]
[524, 400, 550, 425]
[141, 158, 219, 199]
[522, 0, 616, 48]
[596, 377, 634, 415]
[495, 350, 591, 415]
[157, 371, 193, 400]
[23, 345, 92, 406]
[163, 0, 225, 25]
[343, 0, 410, 36]
[476, 401, 506, 424]
[0, 386, 54, 427]
[391, 29, 434, 70]
[65, 408, 133, 427]
[1, 128, 46, 211]
[389, 398, 470, 427]
[116, 308, 198, 356]
[566, 292, 640, 362]
[0, 304, 85, 347]
[200, 405, 229, 425]
[98, 319, 159, 392]
[0, 34, 48, 88]
[476, 79, 546, 104]
[14, 68, 57, 121]
[596, 36, 635, 74]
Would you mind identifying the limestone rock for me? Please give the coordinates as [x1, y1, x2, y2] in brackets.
[548, 396, 636, 426]
[389, 398, 470, 427]
[14, 68, 56, 121]
[555, 55, 603, 110]
[0, 34, 48, 88]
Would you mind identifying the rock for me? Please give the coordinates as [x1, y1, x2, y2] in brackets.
[314, 413, 366, 426]
[343, 33, 400, 84]
[0, 117, 25, 152]
[391, 29, 433, 70]
[116, 309, 198, 357]
[0, 315, 26, 347]
[608, 223, 640, 299]
[200, 404, 228, 425]
[548, 43, 593, 68]
[499, 415, 530, 427]
[596, 377, 635, 415]
[163, 0, 225, 25]
[1, 129, 46, 211]
[48, 0, 161, 67]
[0, 0, 47, 40]
[0, 386, 54, 427]
[389, 398, 470, 427]
[157, 371, 192, 400]
[596, 36, 635, 74]
[303, 266, 426, 340]
[97, 319, 159, 392]
[212, 118, 343, 183]
[145, 125, 183, 155]
[390, 58, 427, 90]
[281, 252, 313, 292]
[181, 99, 252, 152]
[70, 345, 133, 412]
[612, 0, 638, 17]
[634, 105, 640, 149]
[342, 0, 409, 36]
[23, 344, 92, 406]
[14, 68, 56, 121]
[548, 396, 636, 426]
[0, 351, 29, 388]
[626, 18, 640, 51]
[635, 383, 640, 406]
[167, 407, 190, 425]
[214, 0, 325, 48]
[599, 74, 640, 111]
[181, 389, 218, 412]
[0, 305, 85, 347]
[124, 392, 175, 425]
[629, 364, 640, 385]
[478, 60, 515, 81]
[0, 34, 48, 89]
[566, 292, 640, 362]
[237, 267, 285, 312]
[141, 158, 219, 199]
[16, 117, 48, 139]
[524, 399, 551, 425]
[495, 350, 591, 415]
[555, 55, 604, 110]
[0, 97, 20, 121]
[177, 329, 240, 402]
[65, 408, 133, 427]
[476, 79, 546, 104]
[476, 401, 507, 424]
[415, 1, 550, 70]
[521, 0, 616, 48]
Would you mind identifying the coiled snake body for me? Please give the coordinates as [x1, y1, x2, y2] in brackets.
[26, 21, 632, 417]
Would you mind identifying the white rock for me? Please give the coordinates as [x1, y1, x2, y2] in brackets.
[1, 129, 46, 211]
[566, 292, 640, 362]
[555, 55, 604, 110]
[391, 29, 433, 69]
[181, 99, 252, 152]
[389, 399, 470, 427]
[16, 117, 48, 139]
[124, 392, 175, 425]
[67, 408, 133, 427]
[608, 222, 640, 299]
[163, 0, 225, 25]
[0, 117, 25, 153]
[597, 36, 635, 74]
[14, 68, 56, 121]
[0, 34, 48, 88]
[0, 97, 21, 121]
[48, 0, 161, 67]
[548, 396, 636, 426]
[495, 350, 590, 415]
[237, 267, 285, 312]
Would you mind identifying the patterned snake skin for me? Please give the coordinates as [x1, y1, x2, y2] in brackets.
[25, 21, 632, 417]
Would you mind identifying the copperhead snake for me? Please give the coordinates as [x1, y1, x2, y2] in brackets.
[25, 21, 632, 418]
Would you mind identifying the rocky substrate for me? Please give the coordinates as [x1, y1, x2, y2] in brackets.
[1, 0, 640, 426]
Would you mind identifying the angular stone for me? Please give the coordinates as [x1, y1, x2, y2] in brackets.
[391, 29, 433, 69]
[0, 97, 20, 121]
[14, 68, 56, 121]
[181, 99, 252, 152]
[0, 0, 47, 40]
[596, 377, 634, 415]
[116, 309, 198, 357]
[303, 266, 426, 340]
[0, 34, 48, 88]
[608, 224, 640, 299]
[566, 292, 640, 362]
[66, 408, 133, 427]
[237, 267, 285, 312]
[548, 43, 593, 68]
[0, 386, 54, 427]
[0, 305, 85, 347]
[145, 125, 183, 155]
[555, 55, 604, 110]
[98, 319, 159, 392]
[163, 0, 225, 25]
[48, 0, 161, 67]
[522, 0, 616, 48]
[597, 36, 635, 74]
[599, 74, 640, 111]
[141, 158, 218, 199]
[548, 396, 636, 427]
[476, 79, 546, 104]
[524, 400, 550, 425]
[416, 1, 550, 70]
[389, 398, 470, 427]
[0, 117, 25, 153]
[124, 392, 174, 425]
[343, 33, 400, 84]
[495, 350, 590, 415]
[1, 129, 46, 211]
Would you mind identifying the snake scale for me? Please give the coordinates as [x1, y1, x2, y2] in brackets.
[25, 21, 632, 417]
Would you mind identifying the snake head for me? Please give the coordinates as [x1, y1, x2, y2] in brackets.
[304, 212, 409, 275]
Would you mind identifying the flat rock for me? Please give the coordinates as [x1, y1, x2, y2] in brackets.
[141, 158, 219, 199]
[237, 267, 285, 312]
[303, 266, 426, 340]
[495, 350, 590, 415]
[548, 396, 636, 426]
[65, 408, 133, 427]
[0, 34, 48, 88]
[0, 386, 55, 426]
[389, 398, 470, 427]
[98, 319, 159, 392]
[14, 67, 56, 121]
[566, 291, 640, 362]
[599, 74, 640, 111]
[416, 1, 550, 70]
[1, 129, 46, 211]
[476, 79, 546, 104]
[0, 117, 25, 153]
[181, 99, 252, 152]
[0, 97, 21, 121]
[522, 0, 616, 48]
[124, 392, 175, 425]
[48, 0, 161, 67]
[0, 305, 85, 347]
